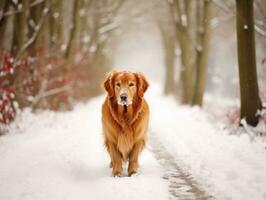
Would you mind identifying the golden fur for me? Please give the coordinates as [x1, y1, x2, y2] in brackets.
[102, 71, 149, 176]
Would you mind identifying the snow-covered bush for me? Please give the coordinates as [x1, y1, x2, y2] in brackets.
[0, 52, 18, 130]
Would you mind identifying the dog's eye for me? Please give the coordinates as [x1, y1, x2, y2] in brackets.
[129, 83, 134, 87]
[116, 83, 120, 87]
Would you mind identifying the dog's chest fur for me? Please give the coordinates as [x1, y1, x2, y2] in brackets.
[117, 131, 134, 161]
[116, 105, 135, 160]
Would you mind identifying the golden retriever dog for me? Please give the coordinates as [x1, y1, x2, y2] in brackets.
[102, 71, 149, 177]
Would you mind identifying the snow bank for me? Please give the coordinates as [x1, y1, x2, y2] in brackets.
[147, 83, 266, 200]
[0, 97, 168, 200]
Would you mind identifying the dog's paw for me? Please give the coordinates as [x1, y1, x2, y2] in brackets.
[113, 173, 122, 177]
[129, 172, 139, 177]
[128, 170, 138, 177]
[128, 162, 138, 177]
[112, 169, 122, 177]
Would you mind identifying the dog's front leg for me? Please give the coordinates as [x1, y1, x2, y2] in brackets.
[128, 140, 145, 176]
[108, 142, 123, 177]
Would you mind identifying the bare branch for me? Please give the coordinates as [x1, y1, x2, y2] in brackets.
[213, 0, 266, 37]
[213, 0, 232, 13]
[255, 25, 266, 36]
[3, 0, 45, 17]
[29, 85, 70, 106]
[15, 7, 50, 60]
[255, 0, 266, 19]
[99, 1, 160, 35]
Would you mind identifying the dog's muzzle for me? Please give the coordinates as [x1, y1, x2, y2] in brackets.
[120, 93, 127, 105]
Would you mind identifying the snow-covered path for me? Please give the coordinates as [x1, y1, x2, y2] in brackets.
[0, 96, 169, 200]
[1, 85, 266, 200]
[147, 85, 266, 200]
[149, 135, 211, 200]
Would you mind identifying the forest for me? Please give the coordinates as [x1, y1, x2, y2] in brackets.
[0, 0, 266, 200]
[0, 0, 265, 127]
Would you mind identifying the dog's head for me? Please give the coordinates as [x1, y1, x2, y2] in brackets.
[104, 71, 149, 106]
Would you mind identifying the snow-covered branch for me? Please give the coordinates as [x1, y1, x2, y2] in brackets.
[99, 1, 160, 35]
[15, 7, 49, 60]
[213, 1, 266, 37]
[29, 85, 70, 106]
[3, 0, 45, 17]
[255, 25, 266, 36]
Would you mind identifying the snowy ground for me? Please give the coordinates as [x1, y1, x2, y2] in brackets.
[1, 84, 266, 200]
[0, 96, 168, 200]
[147, 84, 266, 200]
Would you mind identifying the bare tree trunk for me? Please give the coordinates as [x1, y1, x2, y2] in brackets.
[236, 0, 262, 126]
[11, 0, 28, 57]
[41, 0, 51, 55]
[50, 0, 63, 48]
[27, 0, 44, 56]
[78, 0, 86, 48]
[162, 30, 175, 95]
[0, 0, 9, 51]
[65, 0, 83, 61]
[12, 0, 29, 107]
[193, 0, 212, 106]
[90, 0, 124, 69]
[194, 0, 202, 89]
[178, 26, 195, 104]
[175, 0, 195, 104]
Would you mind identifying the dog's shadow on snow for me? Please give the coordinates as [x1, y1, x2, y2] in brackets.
[67, 162, 111, 182]
[66, 162, 138, 181]
[60, 150, 155, 181]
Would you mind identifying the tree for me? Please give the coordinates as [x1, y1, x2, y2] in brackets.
[49, 0, 63, 48]
[155, 2, 176, 95]
[193, 0, 212, 106]
[162, 27, 176, 95]
[65, 0, 84, 61]
[236, 0, 262, 126]
[174, 0, 195, 104]
[27, 0, 45, 56]
[164, 0, 212, 105]
[0, 0, 9, 51]
[11, 0, 28, 57]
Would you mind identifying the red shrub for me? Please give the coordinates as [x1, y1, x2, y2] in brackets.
[0, 87, 16, 124]
[0, 52, 17, 126]
[0, 46, 102, 127]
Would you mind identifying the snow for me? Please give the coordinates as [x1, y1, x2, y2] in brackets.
[12, 0, 18, 5]
[99, 21, 121, 35]
[181, 14, 187, 26]
[196, 45, 203, 52]
[1, 83, 266, 200]
[79, 9, 86, 17]
[89, 45, 96, 52]
[53, 12, 59, 19]
[18, 4, 23, 10]
[43, 7, 49, 15]
[0, 97, 168, 200]
[60, 44, 67, 52]
[210, 17, 219, 28]
[82, 35, 90, 44]
[147, 83, 266, 200]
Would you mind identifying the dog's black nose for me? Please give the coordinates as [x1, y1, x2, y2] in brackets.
[120, 93, 127, 101]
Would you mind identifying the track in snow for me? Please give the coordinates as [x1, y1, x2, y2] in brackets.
[148, 133, 213, 200]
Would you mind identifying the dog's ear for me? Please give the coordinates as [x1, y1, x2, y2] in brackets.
[136, 72, 149, 98]
[103, 71, 117, 97]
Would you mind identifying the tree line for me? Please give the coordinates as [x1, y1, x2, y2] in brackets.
[0, 0, 264, 128]
[161, 0, 263, 126]
[0, 0, 125, 127]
